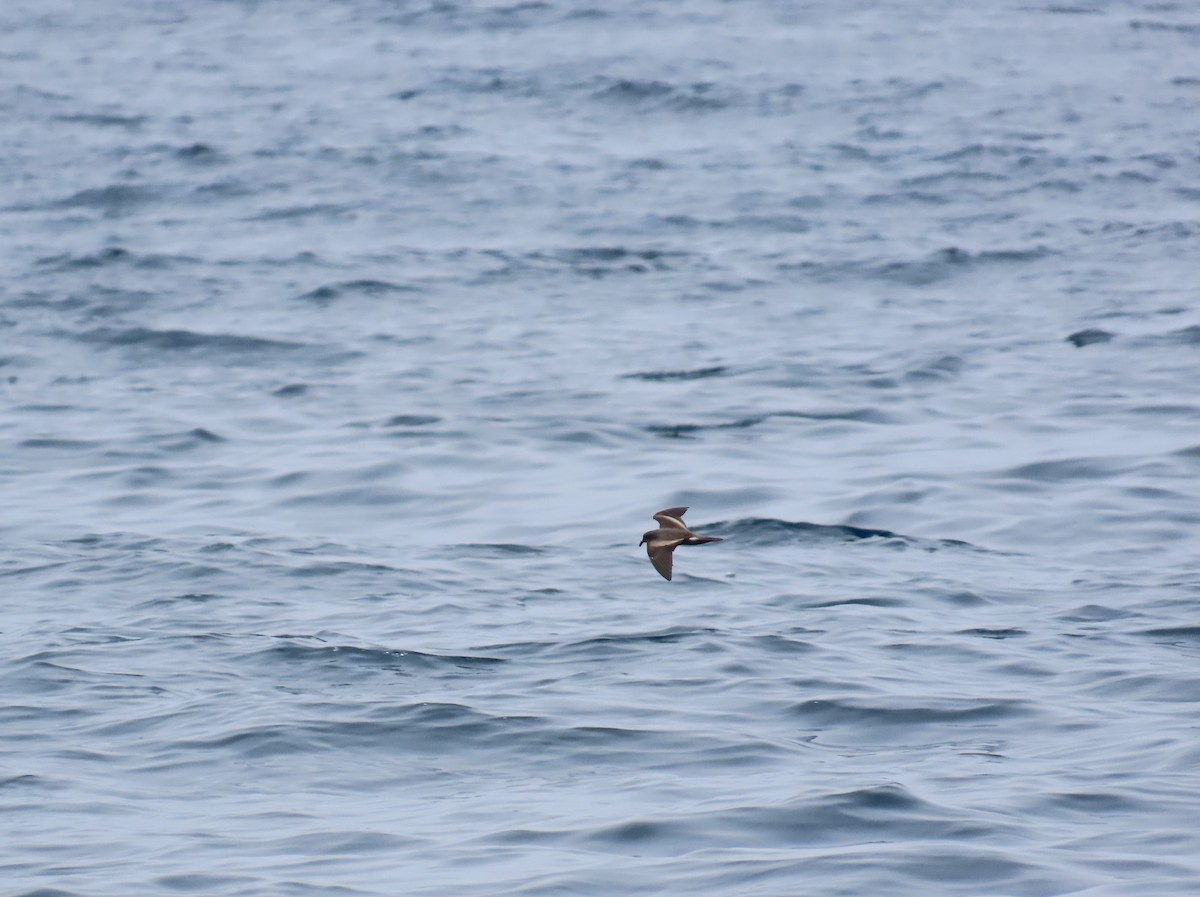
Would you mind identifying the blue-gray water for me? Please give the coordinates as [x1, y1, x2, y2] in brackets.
[4, 2, 1200, 895]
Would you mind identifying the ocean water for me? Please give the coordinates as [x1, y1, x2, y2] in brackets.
[3, 1, 1200, 894]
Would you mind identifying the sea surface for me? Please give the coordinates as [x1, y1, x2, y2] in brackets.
[3, 2, 1200, 895]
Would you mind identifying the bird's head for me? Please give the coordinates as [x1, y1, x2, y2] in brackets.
[639, 530, 654, 546]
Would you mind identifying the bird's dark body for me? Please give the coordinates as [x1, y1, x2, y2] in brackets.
[638, 507, 723, 581]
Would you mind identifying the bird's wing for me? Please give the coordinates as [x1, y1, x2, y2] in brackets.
[645, 541, 677, 581]
[653, 507, 689, 530]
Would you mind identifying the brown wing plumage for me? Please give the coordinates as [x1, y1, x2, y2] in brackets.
[653, 507, 689, 530]
[645, 540, 678, 580]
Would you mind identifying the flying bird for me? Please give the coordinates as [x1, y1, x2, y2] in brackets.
[639, 506, 723, 581]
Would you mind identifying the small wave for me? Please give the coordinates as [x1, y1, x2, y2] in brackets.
[483, 627, 718, 660]
[175, 142, 222, 162]
[578, 783, 994, 853]
[453, 543, 545, 556]
[709, 518, 973, 551]
[1142, 626, 1200, 643]
[40, 184, 163, 213]
[261, 641, 505, 672]
[646, 408, 888, 437]
[297, 279, 421, 305]
[384, 414, 441, 426]
[998, 456, 1133, 481]
[1166, 324, 1200, 345]
[958, 627, 1027, 639]
[35, 246, 132, 270]
[75, 327, 303, 354]
[286, 560, 402, 577]
[623, 365, 730, 381]
[247, 202, 354, 221]
[867, 245, 1052, 286]
[1066, 328, 1115, 347]
[590, 76, 735, 112]
[646, 417, 764, 437]
[788, 697, 1030, 728]
[53, 112, 146, 129]
[18, 437, 101, 451]
[1129, 20, 1200, 34]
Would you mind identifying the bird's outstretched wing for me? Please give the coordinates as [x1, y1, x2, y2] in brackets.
[653, 507, 689, 530]
[645, 540, 677, 580]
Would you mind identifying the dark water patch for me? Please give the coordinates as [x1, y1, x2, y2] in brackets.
[905, 354, 965, 382]
[789, 697, 1029, 729]
[938, 590, 991, 607]
[18, 437, 101, 451]
[1060, 604, 1132, 622]
[136, 592, 225, 609]
[278, 486, 415, 508]
[516, 627, 721, 661]
[1141, 626, 1200, 644]
[578, 783, 992, 854]
[125, 428, 226, 456]
[118, 465, 175, 488]
[624, 365, 730, 382]
[53, 112, 146, 129]
[959, 627, 1027, 639]
[75, 327, 304, 355]
[647, 408, 887, 437]
[712, 518, 973, 551]
[647, 418, 764, 438]
[261, 641, 504, 674]
[807, 595, 908, 608]
[900, 170, 1010, 192]
[590, 77, 735, 112]
[1129, 20, 1200, 34]
[454, 543, 545, 556]
[931, 142, 1026, 162]
[1038, 790, 1150, 815]
[192, 178, 254, 201]
[1127, 405, 1200, 418]
[33, 184, 163, 214]
[552, 245, 681, 266]
[35, 246, 134, 270]
[721, 518, 903, 544]
[733, 783, 989, 844]
[863, 189, 951, 206]
[1036, 5, 1104, 14]
[998, 456, 1133, 481]
[864, 245, 1051, 286]
[297, 279, 420, 305]
[385, 414, 441, 426]
[483, 245, 690, 280]
[175, 141, 221, 162]
[868, 247, 970, 285]
[0, 773, 60, 792]
[1066, 328, 1115, 347]
[1078, 673, 1200, 702]
[273, 383, 308, 397]
[153, 874, 254, 892]
[287, 560, 400, 577]
[1165, 324, 1200, 345]
[302, 702, 547, 755]
[247, 202, 355, 221]
[744, 633, 818, 655]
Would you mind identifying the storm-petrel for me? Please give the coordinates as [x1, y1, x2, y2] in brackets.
[640, 506, 723, 581]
